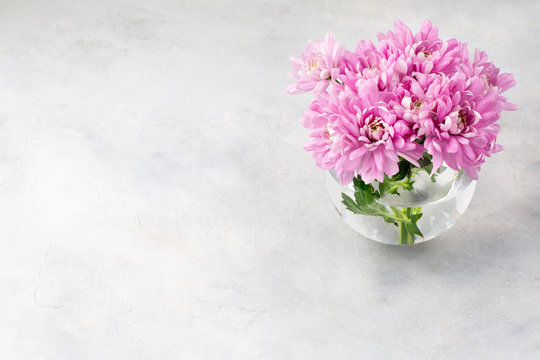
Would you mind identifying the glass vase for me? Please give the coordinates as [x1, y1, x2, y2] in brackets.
[325, 166, 477, 245]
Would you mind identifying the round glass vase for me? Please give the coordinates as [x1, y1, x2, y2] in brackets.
[325, 166, 477, 245]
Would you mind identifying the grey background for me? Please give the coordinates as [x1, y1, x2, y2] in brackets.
[0, 0, 538, 358]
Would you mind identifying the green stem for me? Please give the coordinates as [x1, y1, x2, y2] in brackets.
[398, 221, 412, 244]
[390, 206, 404, 219]
[393, 206, 419, 244]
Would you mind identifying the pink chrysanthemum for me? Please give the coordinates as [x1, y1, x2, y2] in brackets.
[335, 101, 422, 184]
[288, 21, 517, 185]
[301, 94, 339, 170]
[287, 33, 345, 95]
[419, 74, 511, 179]
[302, 80, 423, 184]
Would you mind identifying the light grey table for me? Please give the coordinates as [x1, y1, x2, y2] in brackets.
[0, 0, 538, 358]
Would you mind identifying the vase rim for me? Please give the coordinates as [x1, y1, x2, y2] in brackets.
[328, 165, 475, 207]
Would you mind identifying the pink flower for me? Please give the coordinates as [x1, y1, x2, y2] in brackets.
[286, 33, 345, 95]
[309, 80, 423, 184]
[459, 48, 518, 108]
[376, 20, 465, 76]
[344, 42, 409, 92]
[410, 20, 466, 75]
[301, 94, 339, 170]
[335, 103, 422, 184]
[377, 20, 415, 53]
[344, 40, 382, 73]
[392, 73, 440, 130]
[420, 77, 509, 179]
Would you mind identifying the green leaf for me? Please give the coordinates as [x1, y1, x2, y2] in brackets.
[417, 153, 432, 167]
[405, 220, 423, 238]
[352, 176, 378, 196]
[378, 174, 415, 197]
[423, 162, 434, 176]
[390, 159, 411, 182]
[342, 193, 361, 214]
[341, 181, 400, 224]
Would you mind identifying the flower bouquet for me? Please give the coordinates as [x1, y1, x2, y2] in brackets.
[287, 20, 516, 244]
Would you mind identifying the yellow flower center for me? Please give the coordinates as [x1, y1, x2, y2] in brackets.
[323, 125, 335, 144]
[306, 54, 323, 71]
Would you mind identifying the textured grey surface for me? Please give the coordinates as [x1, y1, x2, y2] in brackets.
[0, 0, 539, 358]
